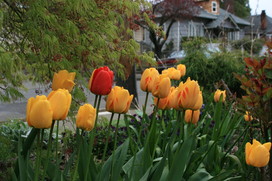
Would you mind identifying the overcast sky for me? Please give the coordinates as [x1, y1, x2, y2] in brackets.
[249, 0, 272, 17]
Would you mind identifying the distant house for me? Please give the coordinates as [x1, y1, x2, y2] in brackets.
[134, 0, 250, 53]
[244, 10, 272, 40]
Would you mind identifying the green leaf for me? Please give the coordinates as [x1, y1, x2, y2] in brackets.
[208, 170, 236, 181]
[112, 139, 130, 180]
[188, 168, 213, 181]
[167, 136, 196, 181]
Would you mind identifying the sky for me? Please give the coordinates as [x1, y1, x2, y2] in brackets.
[249, 0, 272, 17]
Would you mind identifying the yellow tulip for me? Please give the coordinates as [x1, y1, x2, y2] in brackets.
[140, 68, 159, 92]
[245, 139, 271, 167]
[106, 86, 134, 114]
[52, 70, 76, 92]
[26, 95, 53, 129]
[152, 74, 171, 98]
[162, 67, 181, 80]
[214, 89, 226, 102]
[177, 64, 186, 77]
[47, 89, 72, 120]
[184, 110, 200, 124]
[154, 87, 175, 109]
[179, 78, 201, 110]
[76, 104, 96, 131]
[244, 111, 253, 122]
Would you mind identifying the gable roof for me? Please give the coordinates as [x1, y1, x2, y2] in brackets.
[245, 14, 272, 34]
[205, 8, 250, 29]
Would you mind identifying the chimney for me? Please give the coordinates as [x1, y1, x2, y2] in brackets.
[261, 10, 267, 30]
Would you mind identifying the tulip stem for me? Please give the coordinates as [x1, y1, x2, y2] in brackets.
[113, 114, 121, 151]
[111, 114, 121, 178]
[34, 129, 41, 181]
[94, 95, 102, 129]
[102, 112, 115, 162]
[55, 120, 60, 159]
[41, 120, 55, 180]
[94, 95, 98, 108]
[72, 128, 83, 181]
[143, 92, 149, 117]
[124, 114, 137, 180]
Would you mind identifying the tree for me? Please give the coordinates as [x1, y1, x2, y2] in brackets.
[221, 0, 251, 18]
[134, 0, 198, 59]
[0, 0, 153, 102]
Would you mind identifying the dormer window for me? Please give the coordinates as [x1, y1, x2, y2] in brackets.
[212, 1, 217, 13]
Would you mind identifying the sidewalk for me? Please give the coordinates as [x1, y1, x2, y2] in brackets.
[0, 80, 154, 122]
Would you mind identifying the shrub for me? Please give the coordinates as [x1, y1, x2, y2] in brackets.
[232, 38, 265, 55]
[181, 39, 245, 95]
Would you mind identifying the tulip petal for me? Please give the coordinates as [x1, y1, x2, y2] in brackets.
[29, 100, 53, 129]
[249, 145, 270, 167]
[263, 143, 271, 151]
[91, 70, 112, 95]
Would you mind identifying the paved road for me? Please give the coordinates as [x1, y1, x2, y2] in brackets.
[0, 80, 154, 122]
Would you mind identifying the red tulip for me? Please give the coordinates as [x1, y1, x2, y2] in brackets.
[88, 66, 114, 95]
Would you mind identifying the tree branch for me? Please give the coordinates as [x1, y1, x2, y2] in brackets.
[3, 0, 24, 22]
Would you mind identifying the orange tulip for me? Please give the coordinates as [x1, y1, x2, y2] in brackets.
[245, 139, 271, 167]
[140, 68, 159, 92]
[184, 110, 200, 124]
[162, 67, 181, 80]
[214, 89, 226, 102]
[154, 87, 175, 109]
[47, 89, 72, 120]
[106, 86, 133, 114]
[244, 111, 253, 122]
[177, 64, 186, 77]
[168, 87, 180, 110]
[178, 78, 202, 110]
[76, 104, 96, 131]
[26, 95, 53, 129]
[152, 74, 171, 98]
[52, 70, 76, 92]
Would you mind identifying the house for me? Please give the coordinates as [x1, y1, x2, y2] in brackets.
[244, 10, 272, 40]
[134, 0, 251, 54]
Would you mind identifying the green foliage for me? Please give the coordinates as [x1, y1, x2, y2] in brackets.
[0, 0, 154, 102]
[232, 38, 265, 55]
[0, 49, 25, 102]
[181, 38, 245, 94]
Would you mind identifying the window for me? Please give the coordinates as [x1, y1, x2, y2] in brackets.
[188, 22, 204, 37]
[228, 31, 240, 40]
[212, 1, 217, 13]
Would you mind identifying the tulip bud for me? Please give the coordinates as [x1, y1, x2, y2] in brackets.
[184, 109, 200, 124]
[52, 70, 76, 92]
[214, 89, 226, 102]
[88, 66, 114, 95]
[245, 139, 271, 167]
[152, 74, 171, 98]
[106, 86, 134, 114]
[140, 68, 159, 92]
[162, 67, 181, 80]
[177, 64, 186, 77]
[26, 95, 53, 129]
[47, 89, 72, 120]
[76, 104, 96, 131]
[244, 111, 253, 122]
[168, 87, 181, 110]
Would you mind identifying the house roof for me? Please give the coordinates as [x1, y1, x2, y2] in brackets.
[205, 8, 250, 29]
[195, 7, 217, 19]
[245, 14, 272, 34]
